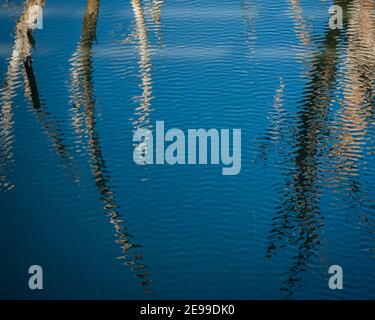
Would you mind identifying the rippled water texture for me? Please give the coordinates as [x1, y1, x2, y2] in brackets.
[0, 0, 374, 299]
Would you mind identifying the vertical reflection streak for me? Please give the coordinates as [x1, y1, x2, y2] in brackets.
[289, 0, 312, 47]
[128, 0, 157, 175]
[1, 0, 78, 188]
[151, 0, 164, 43]
[131, 0, 154, 133]
[69, 0, 152, 290]
[259, 79, 289, 160]
[265, 0, 353, 298]
[0, 0, 41, 189]
[20, 1, 79, 183]
[241, 0, 257, 63]
[331, 0, 375, 257]
[0, 25, 23, 189]
[332, 0, 375, 190]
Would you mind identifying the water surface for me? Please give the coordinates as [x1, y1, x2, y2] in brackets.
[0, 0, 374, 299]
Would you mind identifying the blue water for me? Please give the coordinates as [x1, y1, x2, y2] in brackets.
[0, 0, 374, 299]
